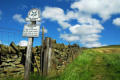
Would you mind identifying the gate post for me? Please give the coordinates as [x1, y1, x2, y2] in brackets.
[41, 37, 52, 76]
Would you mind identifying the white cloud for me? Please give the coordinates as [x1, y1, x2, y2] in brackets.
[18, 40, 28, 46]
[42, 0, 120, 22]
[61, 33, 103, 48]
[42, 7, 65, 21]
[60, 34, 80, 42]
[70, 18, 103, 47]
[42, 7, 71, 29]
[71, 0, 120, 21]
[42, 7, 91, 29]
[42, 1, 108, 47]
[13, 14, 25, 23]
[66, 10, 91, 20]
[80, 34, 101, 44]
[57, 28, 61, 32]
[69, 18, 104, 35]
[58, 21, 71, 29]
[84, 42, 103, 48]
[113, 18, 120, 26]
[60, 18, 104, 48]
[42, 6, 104, 47]
[66, 11, 79, 20]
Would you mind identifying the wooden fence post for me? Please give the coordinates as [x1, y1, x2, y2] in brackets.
[42, 37, 52, 76]
[43, 37, 48, 76]
[40, 27, 44, 74]
[47, 38, 52, 74]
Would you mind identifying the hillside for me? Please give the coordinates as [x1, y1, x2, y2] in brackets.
[99, 45, 120, 48]
[92, 45, 120, 53]
[49, 49, 120, 80]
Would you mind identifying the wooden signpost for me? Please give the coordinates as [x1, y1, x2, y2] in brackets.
[23, 8, 40, 80]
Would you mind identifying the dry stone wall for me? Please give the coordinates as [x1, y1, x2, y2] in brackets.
[0, 40, 81, 79]
[0, 43, 25, 78]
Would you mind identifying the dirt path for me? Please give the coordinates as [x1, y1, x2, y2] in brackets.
[91, 54, 106, 80]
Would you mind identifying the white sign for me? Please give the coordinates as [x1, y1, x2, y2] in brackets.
[23, 24, 40, 37]
[26, 8, 40, 22]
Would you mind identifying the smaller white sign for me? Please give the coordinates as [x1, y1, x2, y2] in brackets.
[23, 24, 40, 37]
[26, 8, 40, 22]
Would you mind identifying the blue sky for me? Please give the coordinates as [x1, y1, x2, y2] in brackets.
[0, 0, 120, 47]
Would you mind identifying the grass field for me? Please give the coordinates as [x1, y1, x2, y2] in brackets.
[49, 49, 120, 80]
[2, 48, 120, 80]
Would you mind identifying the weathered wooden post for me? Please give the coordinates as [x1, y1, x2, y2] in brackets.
[41, 37, 52, 76]
[42, 38, 48, 75]
[47, 38, 52, 74]
[40, 27, 45, 74]
[23, 8, 40, 80]
[40, 27, 45, 49]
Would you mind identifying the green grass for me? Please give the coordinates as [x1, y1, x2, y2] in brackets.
[50, 49, 120, 80]
[102, 53, 120, 80]
[50, 50, 98, 80]
[2, 49, 120, 80]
